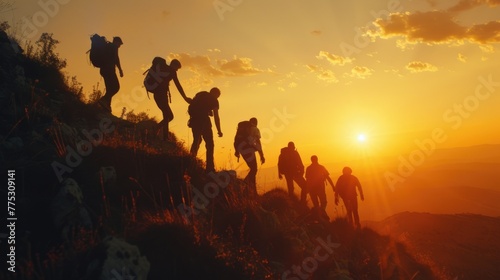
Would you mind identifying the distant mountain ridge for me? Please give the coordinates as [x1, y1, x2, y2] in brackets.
[368, 212, 500, 280]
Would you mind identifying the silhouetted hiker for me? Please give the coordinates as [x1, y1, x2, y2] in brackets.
[335, 167, 364, 228]
[143, 58, 192, 140]
[234, 117, 265, 196]
[278, 141, 308, 203]
[188, 87, 223, 173]
[305, 155, 335, 212]
[97, 36, 124, 112]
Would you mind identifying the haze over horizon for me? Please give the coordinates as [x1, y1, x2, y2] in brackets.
[3, 0, 500, 219]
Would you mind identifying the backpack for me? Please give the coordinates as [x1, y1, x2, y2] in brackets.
[278, 147, 303, 175]
[233, 120, 252, 149]
[188, 91, 211, 117]
[277, 147, 288, 174]
[143, 57, 171, 99]
[88, 34, 113, 68]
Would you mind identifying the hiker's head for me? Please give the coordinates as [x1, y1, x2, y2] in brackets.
[210, 87, 221, 98]
[170, 59, 181, 71]
[343, 167, 352, 175]
[288, 141, 295, 150]
[112, 36, 123, 46]
[311, 155, 318, 164]
[249, 117, 258, 126]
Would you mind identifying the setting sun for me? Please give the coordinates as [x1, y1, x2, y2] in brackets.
[357, 133, 367, 143]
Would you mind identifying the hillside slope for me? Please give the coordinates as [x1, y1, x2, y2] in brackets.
[1, 29, 440, 280]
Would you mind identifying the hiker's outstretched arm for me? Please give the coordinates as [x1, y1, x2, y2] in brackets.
[173, 76, 191, 103]
[213, 109, 222, 137]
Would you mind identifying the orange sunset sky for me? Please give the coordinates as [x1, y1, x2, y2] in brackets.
[4, 0, 500, 188]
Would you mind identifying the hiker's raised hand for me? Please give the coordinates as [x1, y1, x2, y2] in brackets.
[360, 194, 364, 201]
[218, 131, 223, 137]
[119, 69, 123, 77]
[260, 156, 265, 164]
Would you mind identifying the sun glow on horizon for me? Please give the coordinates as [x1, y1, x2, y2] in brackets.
[357, 133, 367, 143]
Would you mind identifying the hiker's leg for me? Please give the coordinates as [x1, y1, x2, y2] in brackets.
[352, 198, 360, 228]
[318, 189, 327, 210]
[309, 187, 319, 208]
[284, 174, 294, 197]
[295, 175, 308, 203]
[162, 103, 173, 139]
[202, 126, 215, 172]
[154, 93, 173, 138]
[100, 67, 119, 104]
[343, 198, 353, 225]
[243, 151, 257, 196]
[190, 126, 202, 156]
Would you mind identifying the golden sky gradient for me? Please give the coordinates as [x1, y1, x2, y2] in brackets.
[5, 0, 500, 179]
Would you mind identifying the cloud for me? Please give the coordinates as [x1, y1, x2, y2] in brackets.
[448, 0, 500, 12]
[306, 64, 338, 83]
[317, 51, 353, 66]
[458, 53, 467, 62]
[218, 56, 265, 76]
[369, 10, 500, 45]
[406, 61, 438, 72]
[349, 66, 374, 79]
[167, 53, 266, 77]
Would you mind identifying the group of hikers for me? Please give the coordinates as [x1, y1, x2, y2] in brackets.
[90, 34, 364, 228]
[278, 142, 364, 227]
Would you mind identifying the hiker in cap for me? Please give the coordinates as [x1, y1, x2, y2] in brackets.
[335, 167, 364, 228]
[98, 36, 124, 112]
[188, 87, 223, 172]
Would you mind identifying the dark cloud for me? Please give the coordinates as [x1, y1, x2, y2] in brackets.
[371, 10, 500, 45]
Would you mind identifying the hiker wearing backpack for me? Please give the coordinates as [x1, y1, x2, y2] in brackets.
[95, 36, 124, 112]
[234, 117, 265, 196]
[335, 167, 364, 228]
[305, 155, 336, 213]
[278, 141, 308, 204]
[188, 87, 223, 173]
[143, 58, 192, 140]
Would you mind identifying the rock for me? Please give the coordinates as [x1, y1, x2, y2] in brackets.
[100, 236, 150, 280]
[51, 178, 92, 240]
